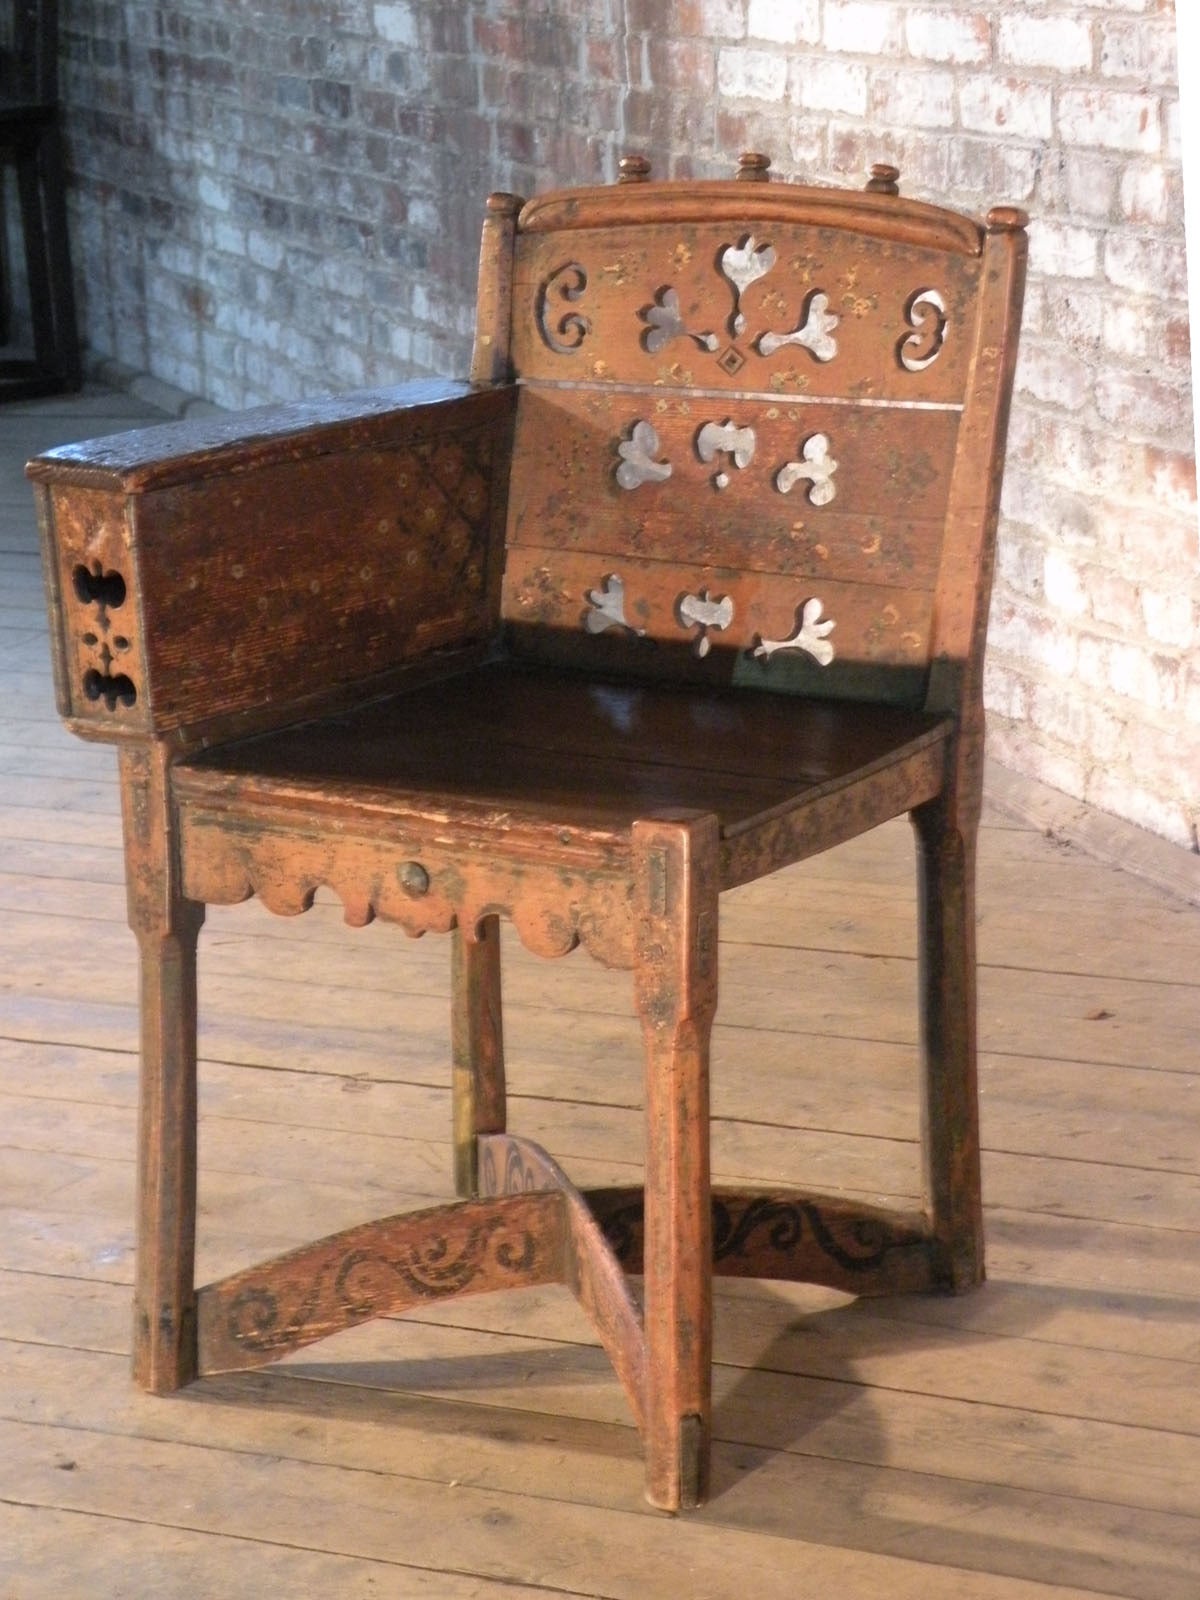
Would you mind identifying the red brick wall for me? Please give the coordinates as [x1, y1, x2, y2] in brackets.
[60, 0, 1197, 848]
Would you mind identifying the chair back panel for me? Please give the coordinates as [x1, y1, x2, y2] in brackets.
[497, 184, 1021, 708]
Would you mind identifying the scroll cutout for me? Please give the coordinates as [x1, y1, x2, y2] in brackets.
[696, 419, 756, 489]
[719, 236, 776, 336]
[615, 421, 672, 490]
[641, 287, 719, 354]
[775, 434, 838, 506]
[677, 590, 734, 657]
[537, 262, 592, 355]
[757, 290, 839, 362]
[752, 598, 836, 666]
[585, 574, 646, 636]
[899, 288, 947, 371]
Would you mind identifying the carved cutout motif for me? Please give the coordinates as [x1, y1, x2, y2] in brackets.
[775, 434, 838, 505]
[615, 420, 672, 490]
[72, 560, 138, 711]
[752, 598, 836, 666]
[537, 262, 592, 354]
[73, 561, 127, 619]
[719, 236, 776, 336]
[696, 419, 756, 489]
[899, 288, 947, 371]
[641, 287, 719, 354]
[585, 574, 646, 636]
[677, 589, 734, 657]
[757, 290, 839, 362]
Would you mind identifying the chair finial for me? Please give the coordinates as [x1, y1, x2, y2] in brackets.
[987, 205, 1029, 232]
[866, 163, 901, 196]
[618, 154, 652, 184]
[737, 152, 772, 182]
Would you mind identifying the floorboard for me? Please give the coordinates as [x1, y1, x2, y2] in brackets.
[1, 387, 1198, 1596]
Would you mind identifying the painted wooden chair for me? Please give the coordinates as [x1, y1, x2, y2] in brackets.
[30, 154, 1026, 1511]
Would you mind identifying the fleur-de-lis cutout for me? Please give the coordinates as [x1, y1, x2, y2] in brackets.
[719, 236, 777, 336]
[753, 598, 836, 666]
[899, 288, 947, 371]
[641, 287, 719, 354]
[615, 420, 673, 490]
[775, 434, 838, 506]
[696, 419, 756, 489]
[757, 290, 839, 362]
[585, 574, 646, 635]
[677, 589, 734, 657]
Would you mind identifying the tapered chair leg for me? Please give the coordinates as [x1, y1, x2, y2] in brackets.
[119, 746, 205, 1392]
[912, 798, 984, 1292]
[633, 814, 719, 1511]
[451, 916, 506, 1197]
[131, 898, 205, 1392]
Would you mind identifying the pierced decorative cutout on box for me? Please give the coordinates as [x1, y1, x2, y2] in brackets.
[537, 262, 592, 354]
[752, 598, 836, 666]
[585, 574, 646, 636]
[696, 419, 756, 489]
[73, 561, 126, 619]
[83, 660, 137, 710]
[615, 420, 672, 490]
[72, 560, 137, 711]
[757, 290, 839, 362]
[775, 434, 838, 505]
[677, 589, 734, 657]
[641, 287, 719, 354]
[899, 288, 947, 371]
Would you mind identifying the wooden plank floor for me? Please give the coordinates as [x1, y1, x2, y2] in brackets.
[1, 388, 1198, 1598]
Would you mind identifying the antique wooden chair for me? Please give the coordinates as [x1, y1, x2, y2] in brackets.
[30, 154, 1026, 1511]
[1, 0, 80, 397]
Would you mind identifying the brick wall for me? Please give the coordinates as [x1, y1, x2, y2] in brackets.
[59, 0, 1197, 848]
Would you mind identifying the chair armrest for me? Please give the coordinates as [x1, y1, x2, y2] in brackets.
[29, 379, 516, 746]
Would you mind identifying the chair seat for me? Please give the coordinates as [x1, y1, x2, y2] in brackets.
[174, 661, 952, 847]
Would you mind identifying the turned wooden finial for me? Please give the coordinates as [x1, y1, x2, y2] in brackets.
[987, 204, 1030, 232]
[865, 163, 901, 196]
[618, 154, 652, 184]
[484, 192, 524, 217]
[737, 151, 772, 182]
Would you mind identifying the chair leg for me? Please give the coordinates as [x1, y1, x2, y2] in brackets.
[633, 814, 719, 1511]
[911, 799, 984, 1292]
[451, 915, 506, 1197]
[132, 899, 205, 1392]
[119, 746, 205, 1393]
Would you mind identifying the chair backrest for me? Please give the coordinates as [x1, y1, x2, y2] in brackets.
[0, 0, 58, 103]
[480, 164, 1026, 714]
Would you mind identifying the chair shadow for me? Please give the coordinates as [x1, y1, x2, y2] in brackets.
[181, 1271, 1194, 1596]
